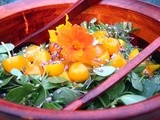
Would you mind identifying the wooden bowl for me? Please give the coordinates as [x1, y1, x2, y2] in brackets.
[0, 0, 160, 119]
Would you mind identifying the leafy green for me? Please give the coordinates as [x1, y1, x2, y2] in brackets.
[130, 72, 143, 91]
[0, 43, 15, 53]
[0, 76, 13, 88]
[93, 66, 116, 77]
[107, 82, 125, 99]
[34, 85, 47, 106]
[42, 102, 62, 110]
[117, 94, 146, 105]
[53, 87, 82, 105]
[6, 83, 37, 103]
[10, 69, 23, 79]
[0, 54, 8, 62]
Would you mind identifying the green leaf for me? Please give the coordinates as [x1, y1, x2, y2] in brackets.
[6, 84, 36, 103]
[53, 87, 82, 105]
[0, 54, 8, 62]
[47, 76, 68, 84]
[107, 82, 125, 99]
[133, 65, 146, 73]
[29, 75, 41, 84]
[98, 92, 110, 108]
[94, 76, 106, 81]
[118, 94, 146, 105]
[42, 102, 62, 110]
[93, 66, 116, 77]
[131, 72, 143, 91]
[10, 69, 23, 79]
[153, 75, 160, 84]
[140, 79, 158, 98]
[0, 43, 15, 53]
[42, 80, 59, 90]
[34, 85, 47, 106]
[0, 76, 13, 88]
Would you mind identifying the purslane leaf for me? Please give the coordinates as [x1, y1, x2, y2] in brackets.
[93, 66, 116, 77]
[53, 87, 82, 105]
[0, 43, 15, 53]
[118, 94, 146, 105]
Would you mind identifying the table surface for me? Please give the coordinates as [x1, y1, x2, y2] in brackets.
[0, 0, 160, 6]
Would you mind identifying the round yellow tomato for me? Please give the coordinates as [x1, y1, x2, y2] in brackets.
[25, 45, 40, 62]
[2, 56, 29, 73]
[24, 63, 44, 75]
[110, 52, 127, 68]
[34, 49, 51, 65]
[99, 50, 110, 64]
[68, 62, 89, 82]
[102, 37, 120, 55]
[94, 44, 105, 58]
[128, 48, 139, 60]
[44, 63, 64, 76]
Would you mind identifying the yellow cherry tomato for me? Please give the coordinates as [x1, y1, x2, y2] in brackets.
[25, 45, 40, 62]
[102, 37, 120, 55]
[94, 44, 105, 58]
[44, 63, 64, 76]
[59, 71, 71, 82]
[99, 50, 110, 64]
[68, 62, 89, 82]
[118, 39, 126, 48]
[34, 49, 51, 65]
[128, 48, 139, 60]
[24, 64, 44, 75]
[2, 56, 29, 73]
[110, 52, 127, 68]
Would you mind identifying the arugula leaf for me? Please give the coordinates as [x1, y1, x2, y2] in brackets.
[93, 66, 116, 77]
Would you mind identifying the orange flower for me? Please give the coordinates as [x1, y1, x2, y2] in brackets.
[57, 24, 96, 65]
[48, 14, 72, 43]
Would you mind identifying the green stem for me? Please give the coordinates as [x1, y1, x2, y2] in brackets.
[98, 96, 107, 108]
[139, 75, 145, 82]
[1, 42, 11, 58]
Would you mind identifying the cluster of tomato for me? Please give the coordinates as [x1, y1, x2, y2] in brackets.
[1, 30, 159, 83]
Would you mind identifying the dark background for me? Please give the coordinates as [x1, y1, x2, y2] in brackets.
[0, 0, 160, 6]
